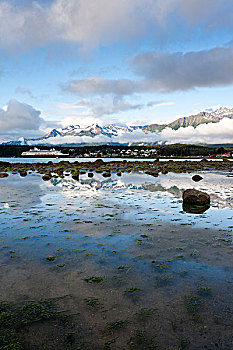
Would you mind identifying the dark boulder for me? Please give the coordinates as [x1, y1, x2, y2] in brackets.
[42, 174, 51, 181]
[88, 172, 94, 178]
[72, 172, 79, 181]
[183, 189, 210, 205]
[0, 172, 8, 178]
[146, 170, 159, 177]
[182, 189, 210, 214]
[19, 171, 27, 177]
[94, 159, 105, 166]
[102, 172, 111, 177]
[0, 161, 10, 167]
[192, 175, 203, 182]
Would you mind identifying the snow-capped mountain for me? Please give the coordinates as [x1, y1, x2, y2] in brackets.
[2, 106, 233, 145]
[146, 107, 233, 132]
[41, 124, 144, 140]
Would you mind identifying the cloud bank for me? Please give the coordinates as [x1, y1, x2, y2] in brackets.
[64, 46, 233, 96]
[161, 118, 233, 144]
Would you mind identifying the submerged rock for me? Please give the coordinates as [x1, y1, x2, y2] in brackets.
[192, 175, 203, 182]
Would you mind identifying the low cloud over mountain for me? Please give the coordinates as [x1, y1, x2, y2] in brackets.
[3, 106, 233, 146]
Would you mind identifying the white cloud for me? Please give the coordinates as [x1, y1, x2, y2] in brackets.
[0, 0, 233, 53]
[149, 102, 174, 109]
[59, 115, 103, 128]
[0, 99, 43, 132]
[75, 98, 144, 116]
[161, 118, 233, 144]
[46, 98, 154, 128]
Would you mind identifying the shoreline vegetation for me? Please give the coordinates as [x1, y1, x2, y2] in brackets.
[0, 143, 232, 159]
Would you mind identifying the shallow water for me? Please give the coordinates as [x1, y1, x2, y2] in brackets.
[0, 170, 233, 349]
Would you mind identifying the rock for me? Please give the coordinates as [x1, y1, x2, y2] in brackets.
[182, 189, 210, 205]
[0, 161, 10, 167]
[102, 172, 111, 177]
[88, 172, 94, 178]
[94, 159, 105, 166]
[0, 172, 8, 178]
[145, 171, 159, 177]
[183, 202, 209, 214]
[42, 174, 51, 181]
[19, 171, 27, 177]
[192, 175, 203, 182]
[116, 172, 122, 176]
[72, 172, 79, 181]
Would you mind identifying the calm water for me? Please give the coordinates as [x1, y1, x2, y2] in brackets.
[0, 170, 233, 349]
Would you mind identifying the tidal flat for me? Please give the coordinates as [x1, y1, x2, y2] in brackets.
[0, 160, 233, 349]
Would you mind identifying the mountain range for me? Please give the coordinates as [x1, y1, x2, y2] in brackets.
[3, 106, 233, 145]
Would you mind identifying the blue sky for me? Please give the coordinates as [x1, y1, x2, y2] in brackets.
[1, 0, 233, 141]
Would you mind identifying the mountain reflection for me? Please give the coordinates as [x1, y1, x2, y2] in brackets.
[49, 172, 233, 210]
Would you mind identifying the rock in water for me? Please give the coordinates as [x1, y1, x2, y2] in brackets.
[19, 171, 27, 177]
[72, 172, 79, 181]
[192, 175, 203, 182]
[183, 189, 210, 205]
[42, 174, 51, 181]
[0, 172, 8, 178]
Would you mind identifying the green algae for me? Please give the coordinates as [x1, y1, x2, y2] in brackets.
[46, 256, 56, 262]
[0, 298, 65, 350]
[83, 276, 104, 283]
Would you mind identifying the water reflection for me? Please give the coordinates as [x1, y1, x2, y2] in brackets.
[182, 202, 210, 214]
[0, 171, 232, 234]
[49, 171, 233, 210]
[0, 173, 43, 213]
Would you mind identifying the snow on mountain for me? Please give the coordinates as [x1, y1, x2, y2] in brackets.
[41, 123, 143, 140]
[2, 106, 233, 145]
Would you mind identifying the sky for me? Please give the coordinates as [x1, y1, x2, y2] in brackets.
[1, 0, 233, 143]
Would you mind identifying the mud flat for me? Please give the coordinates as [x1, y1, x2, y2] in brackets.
[0, 167, 232, 349]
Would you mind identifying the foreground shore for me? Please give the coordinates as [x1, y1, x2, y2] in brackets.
[0, 165, 232, 349]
